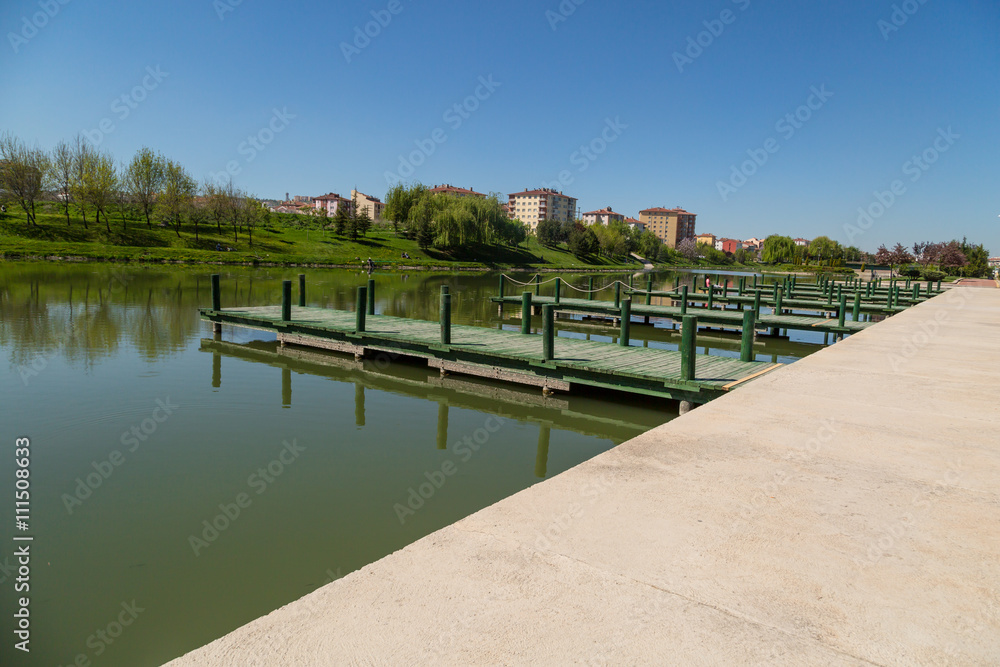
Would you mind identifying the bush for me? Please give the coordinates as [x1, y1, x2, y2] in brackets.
[900, 265, 921, 278]
[920, 269, 946, 282]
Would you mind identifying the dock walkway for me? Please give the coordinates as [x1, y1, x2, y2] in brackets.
[170, 286, 1000, 666]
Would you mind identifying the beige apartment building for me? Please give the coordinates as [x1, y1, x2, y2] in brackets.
[582, 206, 625, 225]
[638, 207, 697, 248]
[508, 188, 578, 229]
[351, 190, 385, 221]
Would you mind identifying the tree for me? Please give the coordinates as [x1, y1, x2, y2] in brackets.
[51, 139, 75, 225]
[0, 132, 51, 226]
[384, 182, 427, 237]
[155, 159, 195, 237]
[333, 204, 349, 236]
[125, 147, 165, 227]
[203, 179, 228, 234]
[355, 205, 372, 237]
[83, 150, 118, 232]
[960, 241, 989, 278]
[677, 237, 699, 261]
[536, 218, 562, 246]
[637, 230, 662, 262]
[761, 235, 795, 263]
[937, 241, 968, 272]
[808, 236, 838, 261]
[416, 218, 435, 250]
[568, 226, 598, 257]
[889, 243, 914, 267]
[70, 136, 94, 229]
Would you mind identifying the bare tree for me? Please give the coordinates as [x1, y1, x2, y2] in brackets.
[86, 151, 118, 233]
[155, 159, 195, 237]
[70, 136, 94, 229]
[125, 147, 164, 227]
[51, 139, 75, 225]
[203, 179, 228, 234]
[0, 132, 52, 226]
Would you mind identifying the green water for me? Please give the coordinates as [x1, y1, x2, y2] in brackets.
[0, 263, 823, 666]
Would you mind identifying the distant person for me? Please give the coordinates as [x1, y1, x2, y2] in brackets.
[367, 257, 375, 274]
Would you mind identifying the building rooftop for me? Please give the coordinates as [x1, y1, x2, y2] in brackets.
[429, 184, 485, 197]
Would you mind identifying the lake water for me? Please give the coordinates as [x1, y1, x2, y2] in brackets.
[0, 263, 826, 666]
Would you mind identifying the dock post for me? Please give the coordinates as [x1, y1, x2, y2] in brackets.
[367, 278, 375, 315]
[211, 274, 221, 311]
[936, 279, 941, 292]
[535, 274, 541, 296]
[619, 298, 631, 347]
[673, 276, 680, 290]
[646, 277, 653, 305]
[753, 289, 762, 319]
[440, 285, 451, 345]
[740, 310, 756, 362]
[680, 315, 697, 381]
[498, 275, 505, 299]
[911, 285, 919, 301]
[554, 277, 561, 305]
[738, 277, 745, 296]
[852, 291, 861, 321]
[614, 281, 621, 308]
[588, 277, 594, 301]
[355, 384, 365, 427]
[281, 280, 292, 322]
[628, 274, 633, 289]
[707, 284, 714, 310]
[298, 274, 306, 307]
[437, 403, 448, 450]
[355, 286, 367, 332]
[521, 292, 532, 334]
[542, 305, 555, 361]
[680, 285, 689, 315]
[282, 368, 292, 407]
[838, 293, 847, 329]
[772, 284, 779, 304]
[775, 288, 784, 315]
[826, 285, 833, 307]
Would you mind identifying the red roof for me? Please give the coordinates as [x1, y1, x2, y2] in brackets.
[314, 192, 349, 202]
[509, 188, 575, 199]
[639, 207, 696, 215]
[583, 208, 624, 217]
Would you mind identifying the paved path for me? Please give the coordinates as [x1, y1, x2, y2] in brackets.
[167, 287, 1000, 666]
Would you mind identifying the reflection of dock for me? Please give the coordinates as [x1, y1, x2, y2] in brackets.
[200, 338, 667, 446]
[200, 275, 783, 406]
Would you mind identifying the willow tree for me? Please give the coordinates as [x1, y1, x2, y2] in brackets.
[762, 235, 795, 263]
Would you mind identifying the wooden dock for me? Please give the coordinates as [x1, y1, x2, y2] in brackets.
[200, 276, 782, 405]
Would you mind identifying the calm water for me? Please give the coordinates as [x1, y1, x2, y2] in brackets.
[0, 263, 825, 666]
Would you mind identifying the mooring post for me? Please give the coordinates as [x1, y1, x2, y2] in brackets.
[936, 279, 941, 292]
[912, 284, 919, 301]
[498, 274, 505, 299]
[680, 285, 689, 315]
[619, 298, 631, 347]
[838, 293, 847, 329]
[535, 274, 541, 296]
[707, 283, 714, 310]
[440, 285, 451, 345]
[298, 274, 306, 307]
[281, 280, 292, 322]
[366, 278, 375, 315]
[554, 277, 561, 305]
[355, 286, 367, 332]
[775, 288, 784, 315]
[588, 277, 594, 301]
[680, 315, 697, 381]
[628, 274, 634, 289]
[740, 310, 756, 362]
[852, 291, 861, 321]
[211, 274, 221, 311]
[826, 285, 833, 307]
[753, 289, 762, 319]
[738, 277, 745, 296]
[542, 304, 555, 361]
[437, 403, 449, 450]
[646, 277, 653, 305]
[614, 281, 621, 308]
[673, 276, 680, 290]
[521, 292, 532, 334]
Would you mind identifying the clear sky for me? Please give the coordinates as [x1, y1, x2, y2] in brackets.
[2, 0, 997, 254]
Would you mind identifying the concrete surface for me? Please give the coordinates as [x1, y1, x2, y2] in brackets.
[165, 287, 1000, 666]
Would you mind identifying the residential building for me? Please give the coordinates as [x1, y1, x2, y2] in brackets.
[429, 184, 487, 199]
[696, 233, 717, 247]
[582, 206, 625, 225]
[292, 195, 314, 204]
[638, 207, 697, 248]
[508, 188, 578, 229]
[794, 238, 810, 247]
[314, 193, 354, 217]
[351, 189, 385, 222]
[718, 238, 742, 254]
[743, 238, 764, 251]
[625, 216, 645, 233]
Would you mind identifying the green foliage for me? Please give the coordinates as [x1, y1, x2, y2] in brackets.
[637, 230, 662, 262]
[536, 218, 563, 247]
[762, 235, 795, 263]
[567, 226, 598, 257]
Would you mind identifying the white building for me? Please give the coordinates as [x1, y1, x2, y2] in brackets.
[508, 188, 578, 229]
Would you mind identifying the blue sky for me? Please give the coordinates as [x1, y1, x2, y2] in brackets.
[2, 0, 997, 254]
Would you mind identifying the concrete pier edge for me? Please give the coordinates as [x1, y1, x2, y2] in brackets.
[166, 287, 1000, 666]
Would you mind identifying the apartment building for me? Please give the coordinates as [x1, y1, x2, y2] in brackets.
[625, 216, 645, 233]
[582, 206, 625, 225]
[696, 233, 717, 247]
[314, 193, 354, 216]
[429, 184, 487, 199]
[508, 188, 578, 229]
[351, 189, 385, 221]
[638, 207, 697, 248]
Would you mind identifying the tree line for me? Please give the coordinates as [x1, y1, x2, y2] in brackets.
[0, 132, 267, 246]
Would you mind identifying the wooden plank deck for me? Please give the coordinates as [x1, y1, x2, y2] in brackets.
[625, 289, 917, 313]
[200, 305, 782, 403]
[490, 295, 874, 335]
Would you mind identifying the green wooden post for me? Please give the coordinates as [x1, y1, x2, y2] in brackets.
[646, 277, 653, 306]
[620, 298, 631, 347]
[614, 281, 621, 308]
[911, 285, 919, 301]
[838, 293, 847, 328]
[906, 278, 911, 289]
[852, 291, 861, 321]
[628, 274, 633, 289]
[440, 285, 451, 345]
[936, 279, 941, 292]
[355, 286, 366, 332]
[211, 274, 221, 311]
[680, 315, 697, 381]
[680, 285, 689, 315]
[738, 277, 745, 296]
[498, 275, 505, 299]
[534, 274, 541, 296]
[707, 283, 714, 310]
[554, 277, 561, 305]
[542, 305, 555, 361]
[367, 278, 375, 315]
[521, 292, 532, 335]
[588, 277, 594, 301]
[826, 285, 833, 307]
[753, 289, 762, 319]
[298, 274, 306, 307]
[740, 310, 756, 362]
[673, 276, 680, 290]
[775, 288, 784, 315]
[281, 280, 292, 322]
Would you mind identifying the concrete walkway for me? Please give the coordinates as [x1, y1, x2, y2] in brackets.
[166, 288, 1000, 666]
